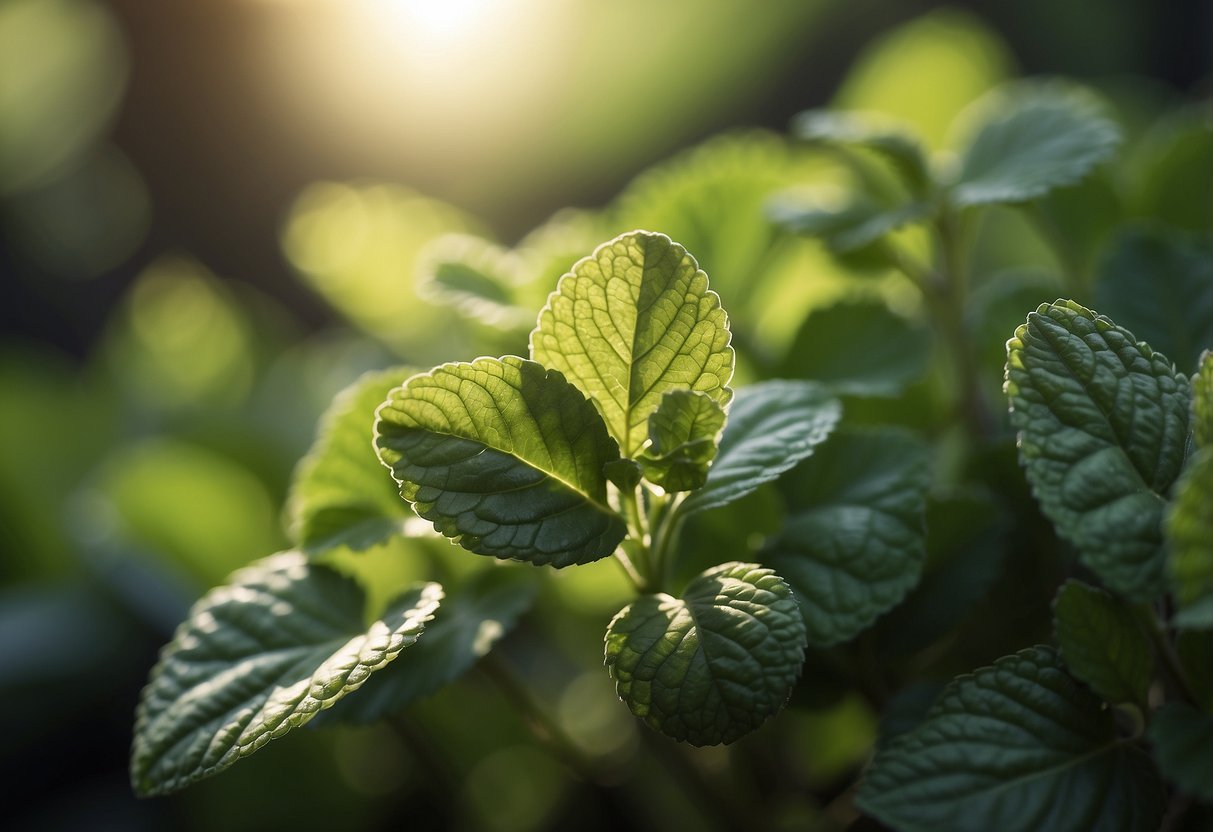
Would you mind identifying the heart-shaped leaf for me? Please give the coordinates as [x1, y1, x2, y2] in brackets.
[130, 552, 441, 796]
[286, 367, 415, 555]
[375, 356, 627, 568]
[604, 562, 806, 745]
[1005, 300, 1191, 599]
[857, 646, 1165, 832]
[530, 230, 734, 457]
[678, 381, 841, 518]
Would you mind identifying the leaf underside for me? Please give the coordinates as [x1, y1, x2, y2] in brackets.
[1005, 299, 1191, 599]
[604, 562, 806, 746]
[530, 230, 734, 458]
[131, 553, 441, 796]
[767, 427, 931, 647]
[857, 645, 1165, 832]
[375, 356, 627, 568]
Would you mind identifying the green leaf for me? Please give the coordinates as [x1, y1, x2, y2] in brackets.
[778, 298, 933, 396]
[417, 234, 533, 329]
[766, 428, 931, 647]
[314, 567, 536, 725]
[951, 82, 1121, 208]
[1148, 702, 1213, 802]
[375, 356, 627, 568]
[1094, 227, 1213, 376]
[1052, 579, 1152, 706]
[1177, 630, 1213, 712]
[130, 552, 442, 796]
[791, 109, 930, 191]
[1168, 448, 1213, 629]
[1191, 350, 1213, 448]
[637, 390, 726, 492]
[678, 381, 841, 517]
[530, 230, 734, 457]
[857, 645, 1166, 832]
[286, 367, 415, 555]
[1005, 300, 1191, 599]
[767, 196, 931, 254]
[604, 562, 806, 746]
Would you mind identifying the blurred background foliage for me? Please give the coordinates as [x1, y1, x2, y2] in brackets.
[1, 0, 1210, 829]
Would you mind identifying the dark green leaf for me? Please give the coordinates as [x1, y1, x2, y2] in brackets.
[375, 356, 627, 568]
[314, 567, 536, 724]
[766, 428, 931, 646]
[130, 553, 441, 796]
[778, 298, 932, 396]
[1052, 579, 1152, 706]
[1094, 227, 1213, 376]
[791, 109, 930, 192]
[1148, 702, 1213, 802]
[1168, 448, 1213, 629]
[530, 230, 734, 457]
[638, 390, 726, 492]
[286, 367, 415, 555]
[857, 646, 1165, 832]
[1177, 630, 1213, 712]
[678, 381, 840, 517]
[604, 562, 806, 745]
[1005, 300, 1191, 599]
[952, 82, 1121, 207]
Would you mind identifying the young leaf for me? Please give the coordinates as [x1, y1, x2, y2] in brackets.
[766, 428, 931, 647]
[1193, 350, 1213, 448]
[1148, 703, 1213, 802]
[313, 567, 537, 725]
[1052, 579, 1152, 706]
[1093, 228, 1213, 376]
[677, 381, 840, 518]
[130, 552, 442, 796]
[637, 390, 726, 492]
[857, 646, 1166, 832]
[416, 234, 533, 329]
[1168, 449, 1213, 629]
[778, 298, 933, 396]
[951, 82, 1121, 208]
[286, 367, 415, 555]
[790, 109, 930, 192]
[1005, 300, 1191, 599]
[604, 562, 806, 746]
[530, 230, 734, 457]
[375, 356, 627, 568]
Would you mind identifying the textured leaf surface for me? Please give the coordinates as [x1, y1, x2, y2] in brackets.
[530, 230, 734, 457]
[1148, 703, 1213, 802]
[1005, 300, 1191, 599]
[604, 562, 806, 745]
[375, 356, 626, 568]
[315, 567, 536, 724]
[286, 367, 414, 554]
[791, 109, 930, 191]
[131, 553, 441, 796]
[638, 390, 726, 492]
[857, 646, 1165, 832]
[678, 381, 840, 517]
[1094, 228, 1213, 376]
[767, 428, 931, 646]
[1052, 580, 1152, 705]
[952, 83, 1121, 207]
[1168, 448, 1213, 629]
[779, 298, 932, 395]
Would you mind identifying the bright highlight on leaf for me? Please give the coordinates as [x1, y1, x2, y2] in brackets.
[130, 553, 441, 797]
[857, 646, 1165, 832]
[1052, 579, 1153, 706]
[530, 230, 734, 458]
[375, 356, 627, 568]
[1005, 300, 1191, 599]
[286, 367, 415, 554]
[604, 562, 806, 746]
[637, 390, 726, 492]
[767, 428, 931, 646]
[951, 82, 1122, 207]
[678, 380, 840, 518]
